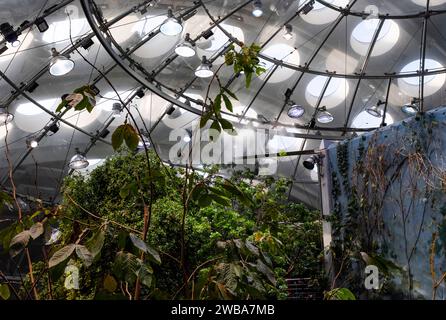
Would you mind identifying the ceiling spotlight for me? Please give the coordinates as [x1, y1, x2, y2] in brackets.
[46, 122, 60, 135]
[0, 22, 20, 47]
[26, 81, 39, 93]
[26, 136, 39, 149]
[283, 24, 293, 40]
[175, 33, 196, 57]
[166, 105, 176, 115]
[0, 44, 8, 55]
[69, 148, 89, 170]
[302, 0, 315, 15]
[49, 48, 75, 76]
[112, 103, 123, 118]
[0, 107, 14, 125]
[287, 102, 305, 119]
[99, 128, 110, 138]
[401, 98, 419, 115]
[137, 135, 151, 150]
[303, 154, 320, 170]
[252, 0, 263, 17]
[195, 56, 213, 78]
[202, 29, 214, 40]
[183, 129, 192, 143]
[160, 9, 183, 36]
[81, 38, 95, 50]
[316, 106, 333, 124]
[136, 89, 145, 98]
[365, 100, 385, 118]
[35, 17, 49, 33]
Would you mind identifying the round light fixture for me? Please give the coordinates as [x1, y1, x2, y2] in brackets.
[0, 107, 14, 125]
[252, 0, 263, 17]
[26, 137, 39, 148]
[283, 24, 293, 40]
[49, 48, 75, 76]
[401, 103, 419, 115]
[183, 135, 191, 143]
[303, 155, 319, 170]
[175, 34, 196, 57]
[365, 105, 383, 118]
[195, 56, 213, 78]
[287, 104, 305, 119]
[69, 149, 89, 170]
[317, 107, 334, 124]
[160, 9, 183, 36]
[112, 103, 123, 118]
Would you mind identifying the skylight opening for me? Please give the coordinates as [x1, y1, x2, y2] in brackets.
[351, 110, 394, 129]
[306, 76, 349, 108]
[351, 19, 399, 56]
[299, 0, 349, 25]
[259, 44, 300, 83]
[398, 59, 446, 97]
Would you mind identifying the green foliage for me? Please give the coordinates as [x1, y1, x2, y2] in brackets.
[225, 43, 266, 88]
[0, 284, 10, 300]
[200, 43, 265, 134]
[324, 288, 356, 300]
[56, 85, 97, 113]
[1, 151, 322, 300]
[112, 124, 139, 151]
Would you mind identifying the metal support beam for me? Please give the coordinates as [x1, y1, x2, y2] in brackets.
[420, 1, 430, 113]
[343, 18, 385, 132]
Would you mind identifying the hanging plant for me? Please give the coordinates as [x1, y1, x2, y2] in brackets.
[56, 85, 97, 113]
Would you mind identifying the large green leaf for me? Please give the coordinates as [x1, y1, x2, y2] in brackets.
[129, 233, 149, 253]
[86, 229, 105, 258]
[219, 118, 234, 131]
[146, 244, 161, 265]
[75, 245, 93, 267]
[244, 240, 260, 256]
[222, 88, 238, 101]
[221, 94, 233, 113]
[325, 288, 356, 300]
[0, 284, 10, 300]
[123, 124, 139, 150]
[256, 259, 276, 286]
[137, 260, 153, 288]
[29, 222, 44, 240]
[103, 275, 117, 293]
[213, 94, 222, 112]
[208, 193, 231, 207]
[112, 125, 125, 150]
[200, 112, 213, 128]
[9, 230, 31, 257]
[113, 251, 140, 283]
[49, 244, 76, 268]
